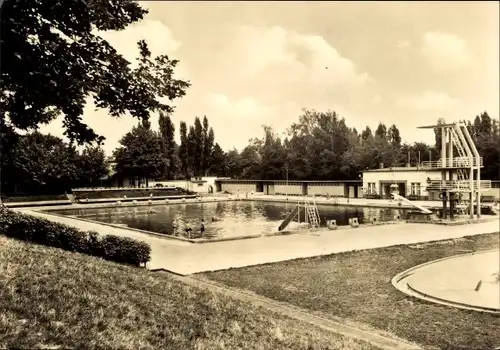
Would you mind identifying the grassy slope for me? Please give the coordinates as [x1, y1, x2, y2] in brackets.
[203, 232, 500, 350]
[0, 236, 376, 350]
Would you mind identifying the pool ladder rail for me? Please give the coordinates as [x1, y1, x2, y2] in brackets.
[304, 196, 321, 231]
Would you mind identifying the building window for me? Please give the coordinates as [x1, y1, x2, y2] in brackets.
[197, 183, 203, 187]
[367, 182, 376, 194]
[410, 183, 421, 196]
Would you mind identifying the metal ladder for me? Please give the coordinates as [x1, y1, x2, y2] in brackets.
[449, 126, 468, 183]
[305, 196, 320, 230]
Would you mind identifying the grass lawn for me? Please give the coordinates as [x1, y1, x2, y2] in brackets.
[0, 236, 377, 350]
[202, 232, 500, 350]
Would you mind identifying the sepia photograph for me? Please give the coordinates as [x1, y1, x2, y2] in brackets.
[1, 1, 499, 349]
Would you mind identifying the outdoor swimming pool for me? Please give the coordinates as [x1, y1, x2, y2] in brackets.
[48, 200, 405, 240]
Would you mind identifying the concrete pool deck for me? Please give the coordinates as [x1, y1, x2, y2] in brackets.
[19, 208, 500, 276]
[393, 249, 500, 313]
[8, 193, 498, 211]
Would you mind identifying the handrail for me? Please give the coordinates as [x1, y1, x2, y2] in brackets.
[426, 180, 491, 190]
[421, 157, 482, 168]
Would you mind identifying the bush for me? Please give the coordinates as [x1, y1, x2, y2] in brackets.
[72, 188, 190, 201]
[1, 194, 68, 203]
[0, 210, 151, 267]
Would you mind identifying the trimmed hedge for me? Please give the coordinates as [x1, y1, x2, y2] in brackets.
[1, 194, 68, 203]
[73, 188, 192, 201]
[0, 208, 151, 267]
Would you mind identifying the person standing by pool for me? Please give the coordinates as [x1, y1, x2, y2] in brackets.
[200, 219, 205, 235]
[172, 218, 179, 236]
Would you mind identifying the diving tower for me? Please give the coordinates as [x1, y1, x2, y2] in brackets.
[418, 118, 491, 219]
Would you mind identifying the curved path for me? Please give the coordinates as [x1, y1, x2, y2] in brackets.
[393, 249, 500, 313]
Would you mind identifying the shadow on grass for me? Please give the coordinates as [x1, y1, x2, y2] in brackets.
[202, 232, 500, 350]
[0, 236, 377, 350]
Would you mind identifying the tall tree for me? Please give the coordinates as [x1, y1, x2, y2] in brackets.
[375, 123, 388, 140]
[7, 132, 80, 194]
[78, 145, 109, 187]
[472, 112, 499, 180]
[239, 145, 261, 179]
[224, 149, 241, 178]
[113, 123, 166, 187]
[202, 116, 215, 176]
[259, 126, 285, 180]
[361, 126, 373, 141]
[192, 117, 204, 176]
[208, 143, 226, 176]
[186, 125, 197, 177]
[2, 0, 190, 144]
[178, 121, 190, 179]
[388, 124, 402, 148]
[158, 112, 177, 179]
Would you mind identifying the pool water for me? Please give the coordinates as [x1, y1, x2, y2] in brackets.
[49, 200, 404, 240]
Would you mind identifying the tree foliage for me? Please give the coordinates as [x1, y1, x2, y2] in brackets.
[78, 145, 109, 186]
[0, 132, 108, 195]
[112, 122, 166, 185]
[178, 121, 189, 179]
[3, 108, 498, 195]
[158, 112, 177, 179]
[1, 0, 190, 144]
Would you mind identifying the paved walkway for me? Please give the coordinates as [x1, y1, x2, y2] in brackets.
[22, 209, 499, 275]
[396, 249, 500, 312]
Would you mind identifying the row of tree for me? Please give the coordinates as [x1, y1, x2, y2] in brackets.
[1, 131, 108, 195]
[1, 0, 498, 196]
[112, 113, 224, 185]
[110, 109, 499, 183]
[1, 109, 498, 195]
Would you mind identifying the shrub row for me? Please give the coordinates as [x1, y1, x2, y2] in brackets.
[1, 194, 68, 203]
[73, 188, 190, 200]
[0, 208, 151, 267]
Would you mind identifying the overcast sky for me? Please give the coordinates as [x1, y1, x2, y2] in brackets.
[39, 1, 499, 155]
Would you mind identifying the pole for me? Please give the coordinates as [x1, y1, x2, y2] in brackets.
[285, 165, 289, 187]
[418, 151, 421, 166]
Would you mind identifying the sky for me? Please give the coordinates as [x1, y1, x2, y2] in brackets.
[39, 1, 499, 155]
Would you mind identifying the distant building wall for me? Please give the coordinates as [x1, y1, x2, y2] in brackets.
[482, 181, 500, 200]
[189, 177, 219, 193]
[274, 182, 302, 195]
[156, 177, 219, 193]
[216, 180, 363, 198]
[308, 182, 344, 197]
[220, 181, 256, 194]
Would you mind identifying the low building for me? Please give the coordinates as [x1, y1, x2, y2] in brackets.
[214, 179, 363, 198]
[156, 177, 219, 193]
[362, 164, 499, 201]
[362, 165, 443, 200]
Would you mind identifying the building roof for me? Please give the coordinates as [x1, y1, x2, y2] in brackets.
[363, 166, 440, 173]
[215, 178, 362, 183]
